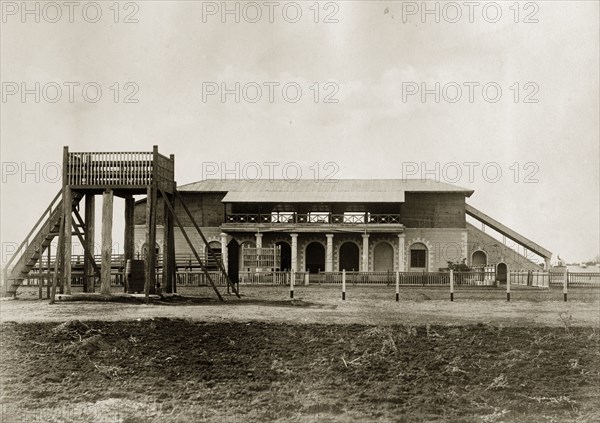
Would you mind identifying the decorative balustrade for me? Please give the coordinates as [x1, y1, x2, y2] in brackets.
[225, 213, 403, 225]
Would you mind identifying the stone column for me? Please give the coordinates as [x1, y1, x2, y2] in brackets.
[255, 233, 263, 248]
[325, 234, 334, 272]
[362, 234, 369, 272]
[290, 233, 298, 272]
[220, 233, 228, 272]
[398, 233, 406, 272]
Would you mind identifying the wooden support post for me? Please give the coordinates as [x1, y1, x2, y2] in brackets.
[162, 194, 174, 294]
[124, 195, 135, 293]
[46, 244, 51, 298]
[37, 252, 42, 300]
[342, 269, 346, 300]
[290, 270, 295, 299]
[169, 154, 176, 294]
[63, 187, 73, 295]
[83, 194, 95, 293]
[563, 270, 568, 302]
[450, 269, 454, 302]
[395, 271, 400, 302]
[506, 272, 511, 302]
[50, 215, 65, 304]
[101, 189, 114, 295]
[145, 185, 158, 302]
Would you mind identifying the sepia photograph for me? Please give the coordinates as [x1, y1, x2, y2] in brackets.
[1, 1, 599, 422]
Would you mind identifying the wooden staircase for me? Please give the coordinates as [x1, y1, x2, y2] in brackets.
[2, 190, 83, 297]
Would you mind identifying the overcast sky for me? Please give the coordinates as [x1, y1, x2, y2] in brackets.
[1, 0, 598, 264]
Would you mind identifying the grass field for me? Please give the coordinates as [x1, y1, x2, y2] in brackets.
[1, 286, 599, 422]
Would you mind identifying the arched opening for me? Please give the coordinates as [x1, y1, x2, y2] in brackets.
[206, 241, 221, 270]
[497, 263, 507, 283]
[472, 250, 487, 267]
[227, 239, 240, 284]
[305, 242, 325, 273]
[339, 242, 360, 271]
[275, 241, 292, 270]
[409, 242, 428, 270]
[374, 242, 394, 272]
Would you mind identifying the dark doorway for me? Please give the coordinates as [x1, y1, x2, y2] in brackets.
[305, 242, 325, 273]
[206, 241, 221, 271]
[339, 242, 359, 271]
[275, 241, 291, 270]
[227, 239, 239, 284]
[472, 250, 487, 267]
[497, 263, 507, 283]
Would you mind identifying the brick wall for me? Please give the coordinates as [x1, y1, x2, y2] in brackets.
[401, 193, 466, 228]
[134, 192, 226, 226]
[466, 223, 543, 271]
[403, 228, 467, 271]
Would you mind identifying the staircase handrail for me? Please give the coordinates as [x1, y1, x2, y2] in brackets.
[3, 189, 63, 276]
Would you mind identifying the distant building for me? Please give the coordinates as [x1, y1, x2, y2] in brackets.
[134, 179, 551, 281]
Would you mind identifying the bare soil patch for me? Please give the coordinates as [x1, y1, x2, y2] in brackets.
[1, 319, 599, 422]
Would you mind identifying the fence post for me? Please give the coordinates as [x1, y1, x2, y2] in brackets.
[342, 269, 346, 300]
[563, 270, 568, 302]
[450, 269, 454, 301]
[304, 272, 309, 286]
[507, 272, 511, 302]
[395, 271, 400, 302]
[290, 270, 294, 299]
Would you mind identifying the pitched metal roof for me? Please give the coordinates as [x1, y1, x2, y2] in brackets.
[177, 179, 474, 203]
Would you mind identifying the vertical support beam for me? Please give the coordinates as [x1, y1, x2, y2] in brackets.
[325, 234, 334, 272]
[220, 233, 228, 273]
[101, 189, 113, 295]
[563, 270, 568, 302]
[37, 251, 42, 299]
[59, 146, 69, 295]
[397, 233, 405, 272]
[544, 257, 551, 271]
[46, 244, 51, 298]
[290, 233, 298, 272]
[169, 154, 176, 294]
[145, 185, 158, 301]
[83, 194, 95, 293]
[50, 215, 65, 304]
[395, 271, 400, 302]
[450, 269, 454, 301]
[163, 195, 174, 293]
[62, 187, 73, 295]
[361, 234, 369, 272]
[124, 195, 135, 293]
[169, 205, 176, 294]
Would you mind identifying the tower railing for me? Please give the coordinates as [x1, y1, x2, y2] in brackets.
[65, 147, 175, 192]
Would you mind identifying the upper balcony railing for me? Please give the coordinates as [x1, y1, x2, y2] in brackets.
[224, 213, 402, 225]
[64, 146, 175, 192]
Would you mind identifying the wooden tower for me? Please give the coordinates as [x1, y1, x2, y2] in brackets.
[2, 146, 237, 302]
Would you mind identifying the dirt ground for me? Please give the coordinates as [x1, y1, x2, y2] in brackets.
[1, 285, 599, 327]
[1, 286, 599, 422]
